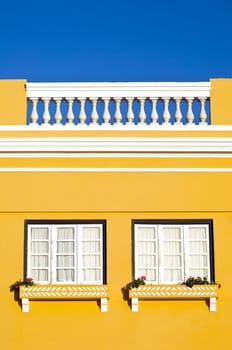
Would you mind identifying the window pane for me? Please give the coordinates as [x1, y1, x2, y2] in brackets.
[57, 255, 74, 267]
[83, 269, 101, 282]
[31, 269, 48, 282]
[163, 227, 181, 240]
[82, 241, 100, 253]
[83, 227, 101, 240]
[138, 255, 156, 266]
[188, 227, 207, 240]
[138, 241, 156, 254]
[57, 242, 74, 253]
[189, 241, 208, 253]
[57, 269, 75, 282]
[83, 255, 101, 267]
[137, 227, 156, 240]
[163, 255, 182, 267]
[190, 255, 208, 266]
[164, 269, 182, 282]
[57, 227, 74, 240]
[31, 255, 48, 267]
[31, 228, 49, 240]
[31, 242, 49, 253]
[163, 242, 181, 254]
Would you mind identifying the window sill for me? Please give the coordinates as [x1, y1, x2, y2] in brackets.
[129, 284, 219, 312]
[19, 284, 108, 312]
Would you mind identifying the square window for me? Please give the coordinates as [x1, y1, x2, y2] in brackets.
[133, 220, 214, 284]
[25, 221, 106, 285]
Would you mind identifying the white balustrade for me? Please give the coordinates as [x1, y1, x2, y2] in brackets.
[26, 82, 210, 126]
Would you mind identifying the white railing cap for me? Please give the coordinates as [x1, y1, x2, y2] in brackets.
[26, 82, 210, 99]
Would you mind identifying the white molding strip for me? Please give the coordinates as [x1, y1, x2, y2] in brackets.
[0, 137, 232, 153]
[2, 125, 232, 131]
[0, 168, 232, 172]
[1, 152, 232, 158]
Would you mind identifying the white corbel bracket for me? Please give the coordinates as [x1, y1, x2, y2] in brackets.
[21, 298, 29, 312]
[209, 297, 217, 312]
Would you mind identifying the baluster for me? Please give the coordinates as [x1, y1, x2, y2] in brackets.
[30, 98, 39, 124]
[174, 98, 182, 124]
[114, 98, 122, 124]
[91, 98, 98, 124]
[150, 98, 158, 124]
[186, 98, 194, 124]
[138, 98, 146, 124]
[42, 98, 50, 124]
[126, 98, 134, 124]
[78, 98, 86, 124]
[66, 98, 74, 125]
[102, 98, 111, 124]
[163, 98, 171, 124]
[199, 97, 207, 124]
[54, 98, 62, 124]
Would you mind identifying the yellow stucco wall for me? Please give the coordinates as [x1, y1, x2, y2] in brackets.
[0, 79, 232, 349]
[0, 170, 232, 212]
[0, 80, 26, 124]
[0, 167, 231, 350]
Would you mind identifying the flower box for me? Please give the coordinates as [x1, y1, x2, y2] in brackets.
[129, 284, 219, 312]
[19, 284, 108, 312]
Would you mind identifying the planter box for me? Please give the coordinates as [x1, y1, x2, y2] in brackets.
[129, 284, 218, 312]
[19, 284, 108, 312]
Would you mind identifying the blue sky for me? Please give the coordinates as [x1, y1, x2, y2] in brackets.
[0, 0, 231, 82]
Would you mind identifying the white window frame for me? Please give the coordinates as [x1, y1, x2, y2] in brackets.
[133, 221, 213, 285]
[26, 221, 105, 285]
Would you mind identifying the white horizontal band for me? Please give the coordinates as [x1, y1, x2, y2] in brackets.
[2, 125, 232, 131]
[0, 168, 231, 172]
[1, 152, 232, 158]
[0, 137, 232, 153]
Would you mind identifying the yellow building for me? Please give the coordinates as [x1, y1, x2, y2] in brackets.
[1, 79, 232, 349]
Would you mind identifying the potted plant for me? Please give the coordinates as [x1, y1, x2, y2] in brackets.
[183, 276, 221, 288]
[129, 275, 146, 289]
[10, 277, 35, 291]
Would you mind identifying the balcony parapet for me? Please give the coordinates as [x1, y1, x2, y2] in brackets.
[19, 284, 108, 312]
[26, 82, 210, 127]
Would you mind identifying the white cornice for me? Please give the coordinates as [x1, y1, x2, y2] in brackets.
[26, 82, 210, 98]
[0, 137, 232, 154]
